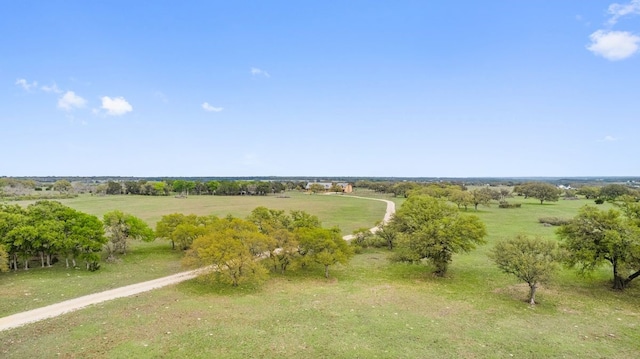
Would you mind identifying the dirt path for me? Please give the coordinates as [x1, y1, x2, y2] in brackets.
[0, 195, 396, 332]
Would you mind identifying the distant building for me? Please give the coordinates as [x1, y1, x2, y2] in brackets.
[305, 182, 353, 193]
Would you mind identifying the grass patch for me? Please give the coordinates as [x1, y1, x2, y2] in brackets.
[1, 250, 638, 358]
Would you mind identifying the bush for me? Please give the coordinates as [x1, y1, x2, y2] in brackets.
[538, 217, 571, 226]
[498, 201, 521, 208]
[594, 198, 605, 204]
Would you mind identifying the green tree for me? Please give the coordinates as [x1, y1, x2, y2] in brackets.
[296, 227, 353, 278]
[103, 211, 154, 260]
[375, 222, 397, 250]
[184, 218, 271, 286]
[517, 182, 561, 204]
[448, 189, 473, 210]
[576, 186, 600, 199]
[599, 184, 631, 201]
[490, 235, 560, 305]
[53, 179, 73, 193]
[558, 205, 640, 290]
[471, 187, 494, 210]
[105, 181, 122, 195]
[308, 183, 326, 194]
[391, 196, 487, 276]
[351, 227, 374, 248]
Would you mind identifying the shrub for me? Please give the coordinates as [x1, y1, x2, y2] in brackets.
[594, 198, 605, 204]
[538, 217, 571, 226]
[498, 201, 521, 208]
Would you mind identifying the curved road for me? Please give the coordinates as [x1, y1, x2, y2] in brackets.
[0, 195, 396, 332]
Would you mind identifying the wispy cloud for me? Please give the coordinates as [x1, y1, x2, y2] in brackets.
[607, 0, 640, 25]
[100, 96, 133, 116]
[154, 91, 169, 103]
[587, 30, 640, 60]
[41, 83, 62, 94]
[58, 91, 87, 111]
[15, 78, 38, 91]
[202, 102, 223, 112]
[598, 135, 618, 142]
[251, 67, 270, 78]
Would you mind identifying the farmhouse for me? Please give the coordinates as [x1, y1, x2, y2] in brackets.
[305, 182, 353, 193]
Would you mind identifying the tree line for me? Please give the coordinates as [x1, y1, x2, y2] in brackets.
[0, 201, 155, 272]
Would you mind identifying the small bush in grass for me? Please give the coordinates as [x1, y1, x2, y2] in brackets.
[538, 217, 571, 226]
[498, 201, 521, 208]
[594, 198, 605, 204]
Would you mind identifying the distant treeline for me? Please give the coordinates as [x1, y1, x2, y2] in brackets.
[4, 176, 640, 187]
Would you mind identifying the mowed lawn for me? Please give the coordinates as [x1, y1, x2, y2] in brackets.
[1, 194, 639, 357]
[0, 192, 386, 316]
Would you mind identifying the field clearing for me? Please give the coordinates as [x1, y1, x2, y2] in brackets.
[2, 192, 639, 357]
[10, 191, 386, 232]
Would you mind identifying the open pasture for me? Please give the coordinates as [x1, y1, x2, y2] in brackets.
[1, 193, 639, 358]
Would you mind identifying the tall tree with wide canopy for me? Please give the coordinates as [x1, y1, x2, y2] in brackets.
[391, 196, 487, 276]
[184, 217, 272, 286]
[558, 205, 640, 290]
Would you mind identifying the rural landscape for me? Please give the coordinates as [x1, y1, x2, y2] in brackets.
[1, 177, 639, 357]
[3, 1, 640, 358]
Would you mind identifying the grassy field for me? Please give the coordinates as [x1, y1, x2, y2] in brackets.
[0, 192, 386, 316]
[1, 193, 639, 358]
[9, 191, 386, 231]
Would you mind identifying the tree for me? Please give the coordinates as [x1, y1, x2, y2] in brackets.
[53, 179, 73, 193]
[490, 235, 559, 305]
[576, 186, 600, 199]
[106, 181, 123, 195]
[517, 182, 561, 204]
[103, 211, 154, 260]
[391, 196, 487, 276]
[308, 183, 326, 194]
[599, 184, 631, 201]
[351, 227, 374, 248]
[296, 227, 353, 278]
[471, 187, 494, 210]
[558, 205, 640, 290]
[448, 189, 473, 210]
[375, 222, 397, 250]
[184, 217, 271, 286]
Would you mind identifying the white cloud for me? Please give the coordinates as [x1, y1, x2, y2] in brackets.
[607, 0, 640, 25]
[251, 67, 270, 78]
[15, 78, 38, 91]
[202, 102, 223, 112]
[587, 30, 640, 60]
[41, 83, 62, 94]
[58, 91, 87, 111]
[100, 96, 133, 116]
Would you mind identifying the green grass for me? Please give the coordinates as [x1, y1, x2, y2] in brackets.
[10, 191, 386, 232]
[2, 193, 639, 357]
[1, 249, 638, 358]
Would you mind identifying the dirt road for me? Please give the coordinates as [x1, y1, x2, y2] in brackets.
[0, 196, 396, 332]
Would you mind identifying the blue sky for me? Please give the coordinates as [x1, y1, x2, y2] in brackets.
[2, 1, 639, 177]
